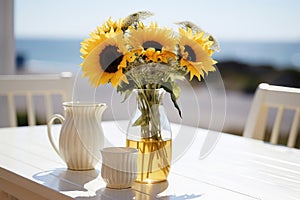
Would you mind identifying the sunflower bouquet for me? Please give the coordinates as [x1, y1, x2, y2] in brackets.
[80, 11, 218, 116]
[80, 11, 219, 183]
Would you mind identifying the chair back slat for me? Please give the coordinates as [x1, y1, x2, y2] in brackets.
[288, 108, 300, 148]
[26, 93, 36, 126]
[7, 94, 17, 127]
[253, 105, 268, 140]
[270, 106, 284, 144]
[45, 93, 53, 121]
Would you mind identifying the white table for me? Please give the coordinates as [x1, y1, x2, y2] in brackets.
[0, 121, 300, 200]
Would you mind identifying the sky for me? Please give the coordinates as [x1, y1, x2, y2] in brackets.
[15, 0, 300, 42]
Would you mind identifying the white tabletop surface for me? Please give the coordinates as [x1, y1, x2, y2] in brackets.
[0, 121, 300, 200]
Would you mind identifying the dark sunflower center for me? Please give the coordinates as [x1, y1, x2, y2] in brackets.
[99, 45, 123, 73]
[142, 41, 163, 51]
[184, 45, 196, 62]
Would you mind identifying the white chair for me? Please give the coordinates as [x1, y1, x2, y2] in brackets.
[0, 72, 73, 127]
[243, 83, 300, 148]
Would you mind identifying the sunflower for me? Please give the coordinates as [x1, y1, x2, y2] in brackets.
[178, 27, 217, 81]
[128, 22, 177, 63]
[80, 26, 131, 88]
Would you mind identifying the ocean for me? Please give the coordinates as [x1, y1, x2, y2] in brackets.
[15, 38, 300, 73]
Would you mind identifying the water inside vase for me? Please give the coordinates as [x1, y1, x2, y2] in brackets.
[126, 138, 172, 183]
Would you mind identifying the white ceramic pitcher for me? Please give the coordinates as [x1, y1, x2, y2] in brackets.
[47, 102, 107, 170]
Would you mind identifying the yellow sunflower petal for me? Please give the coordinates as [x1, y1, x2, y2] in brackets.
[110, 70, 125, 88]
[144, 48, 157, 62]
[99, 73, 112, 85]
[159, 50, 177, 63]
[180, 59, 200, 80]
[123, 52, 137, 63]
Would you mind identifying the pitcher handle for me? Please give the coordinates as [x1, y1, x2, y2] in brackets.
[47, 114, 65, 158]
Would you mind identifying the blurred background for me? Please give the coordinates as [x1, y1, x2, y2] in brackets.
[1, 0, 300, 140]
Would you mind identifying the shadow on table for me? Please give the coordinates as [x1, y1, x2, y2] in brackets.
[33, 168, 99, 191]
[159, 194, 203, 200]
[75, 180, 202, 200]
[33, 169, 202, 199]
[140, 181, 202, 200]
[96, 187, 202, 200]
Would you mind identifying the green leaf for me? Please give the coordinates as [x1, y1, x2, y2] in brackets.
[172, 82, 181, 100]
[170, 91, 182, 118]
[161, 82, 182, 118]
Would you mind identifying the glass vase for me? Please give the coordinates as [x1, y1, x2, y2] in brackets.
[126, 88, 172, 184]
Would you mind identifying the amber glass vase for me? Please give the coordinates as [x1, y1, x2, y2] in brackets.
[126, 89, 172, 184]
